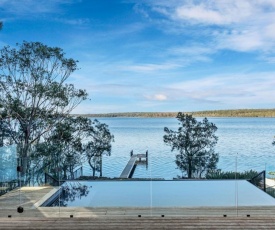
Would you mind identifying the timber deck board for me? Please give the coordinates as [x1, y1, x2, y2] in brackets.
[1, 186, 275, 229]
[1, 187, 275, 229]
[0, 217, 275, 229]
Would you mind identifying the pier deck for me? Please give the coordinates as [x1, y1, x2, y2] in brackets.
[120, 156, 137, 178]
[119, 151, 148, 178]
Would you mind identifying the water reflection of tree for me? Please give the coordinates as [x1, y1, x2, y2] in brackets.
[52, 182, 91, 207]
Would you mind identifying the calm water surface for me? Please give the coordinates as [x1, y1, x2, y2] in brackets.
[81, 117, 275, 179]
[52, 180, 275, 207]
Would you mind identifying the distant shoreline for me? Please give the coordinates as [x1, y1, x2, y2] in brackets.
[73, 109, 275, 118]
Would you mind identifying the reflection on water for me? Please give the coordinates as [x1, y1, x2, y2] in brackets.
[48, 180, 275, 207]
[51, 182, 91, 207]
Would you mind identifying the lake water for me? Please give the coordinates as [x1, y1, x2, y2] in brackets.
[1, 117, 275, 180]
[82, 117, 275, 179]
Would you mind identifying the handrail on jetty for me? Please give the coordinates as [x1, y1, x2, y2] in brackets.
[120, 150, 148, 179]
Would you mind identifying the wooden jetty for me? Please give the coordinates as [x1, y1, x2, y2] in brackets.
[119, 150, 148, 178]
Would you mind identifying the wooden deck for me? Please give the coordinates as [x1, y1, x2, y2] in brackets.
[1, 216, 275, 229]
[1, 186, 275, 228]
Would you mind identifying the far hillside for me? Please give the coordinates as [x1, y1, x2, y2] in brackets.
[75, 109, 275, 118]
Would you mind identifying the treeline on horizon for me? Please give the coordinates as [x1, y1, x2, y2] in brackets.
[75, 109, 275, 118]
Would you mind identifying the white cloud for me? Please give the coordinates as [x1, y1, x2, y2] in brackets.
[176, 5, 231, 25]
[137, 0, 275, 54]
[174, 1, 256, 25]
[217, 30, 264, 52]
[144, 94, 167, 101]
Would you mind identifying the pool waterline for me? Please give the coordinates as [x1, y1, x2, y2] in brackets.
[44, 180, 275, 208]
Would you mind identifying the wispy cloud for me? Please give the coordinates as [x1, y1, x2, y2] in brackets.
[0, 0, 84, 26]
[174, 1, 254, 25]
[54, 18, 90, 26]
[135, 0, 275, 56]
[165, 72, 275, 107]
[121, 62, 180, 72]
[0, 0, 76, 15]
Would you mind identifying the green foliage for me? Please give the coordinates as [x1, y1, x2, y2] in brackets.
[31, 116, 91, 179]
[164, 112, 219, 179]
[0, 41, 87, 178]
[268, 171, 275, 179]
[85, 119, 114, 177]
[82, 109, 275, 118]
[30, 117, 114, 181]
[266, 187, 275, 198]
[206, 170, 259, 179]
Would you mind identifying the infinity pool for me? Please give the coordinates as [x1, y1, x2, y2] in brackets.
[45, 180, 275, 207]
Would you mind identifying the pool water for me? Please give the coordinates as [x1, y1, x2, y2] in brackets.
[47, 180, 275, 207]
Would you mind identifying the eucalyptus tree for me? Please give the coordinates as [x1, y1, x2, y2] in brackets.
[31, 117, 113, 181]
[32, 116, 94, 181]
[0, 109, 11, 147]
[164, 112, 219, 179]
[0, 42, 87, 176]
[85, 119, 114, 177]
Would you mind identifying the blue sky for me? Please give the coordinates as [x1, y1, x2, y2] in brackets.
[1, 0, 275, 113]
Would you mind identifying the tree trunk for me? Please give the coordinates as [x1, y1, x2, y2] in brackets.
[100, 155, 102, 177]
[188, 158, 192, 178]
[17, 143, 31, 184]
[88, 159, 95, 177]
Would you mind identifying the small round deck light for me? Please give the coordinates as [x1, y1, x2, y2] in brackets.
[17, 206, 24, 213]
[8, 215, 11, 218]
[161, 215, 165, 217]
[223, 214, 227, 217]
[70, 215, 73, 218]
[138, 215, 141, 217]
[247, 214, 250, 217]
